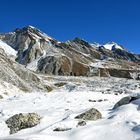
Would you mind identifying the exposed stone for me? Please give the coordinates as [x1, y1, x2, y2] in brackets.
[37, 55, 72, 76]
[113, 95, 140, 109]
[89, 99, 108, 102]
[54, 82, 67, 87]
[88, 99, 96, 102]
[45, 85, 53, 92]
[6, 113, 41, 134]
[77, 120, 86, 127]
[75, 108, 102, 121]
[0, 95, 3, 99]
[37, 55, 90, 76]
[89, 66, 140, 79]
[71, 61, 90, 76]
[98, 99, 103, 102]
[108, 69, 132, 79]
[53, 127, 72, 132]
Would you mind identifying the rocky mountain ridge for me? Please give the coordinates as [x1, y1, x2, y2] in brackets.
[0, 26, 140, 79]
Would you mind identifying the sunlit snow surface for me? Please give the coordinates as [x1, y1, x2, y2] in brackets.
[0, 40, 17, 57]
[0, 76, 140, 140]
[103, 42, 124, 51]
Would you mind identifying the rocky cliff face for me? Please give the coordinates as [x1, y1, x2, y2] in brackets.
[0, 26, 140, 79]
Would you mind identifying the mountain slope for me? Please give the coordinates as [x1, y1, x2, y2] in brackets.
[0, 40, 17, 58]
[0, 26, 140, 79]
[0, 48, 52, 93]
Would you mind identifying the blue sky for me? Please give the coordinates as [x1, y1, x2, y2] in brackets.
[0, 0, 140, 53]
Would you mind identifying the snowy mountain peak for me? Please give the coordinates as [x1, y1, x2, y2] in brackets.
[23, 25, 40, 31]
[103, 42, 125, 51]
[14, 25, 54, 42]
[27, 25, 36, 29]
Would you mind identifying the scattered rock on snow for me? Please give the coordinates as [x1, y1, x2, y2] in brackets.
[75, 108, 102, 121]
[88, 99, 96, 102]
[53, 127, 72, 132]
[0, 95, 3, 99]
[45, 85, 53, 92]
[6, 113, 41, 134]
[77, 120, 86, 127]
[88, 99, 108, 102]
[113, 95, 140, 109]
[98, 99, 103, 102]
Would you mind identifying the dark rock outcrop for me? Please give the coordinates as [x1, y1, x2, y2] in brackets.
[37, 55, 90, 76]
[113, 95, 140, 109]
[37, 55, 72, 75]
[90, 67, 140, 79]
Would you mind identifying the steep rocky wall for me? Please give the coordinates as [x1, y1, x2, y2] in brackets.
[90, 67, 140, 79]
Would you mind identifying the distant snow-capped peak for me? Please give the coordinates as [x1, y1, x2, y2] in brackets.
[15, 25, 54, 43]
[103, 42, 124, 51]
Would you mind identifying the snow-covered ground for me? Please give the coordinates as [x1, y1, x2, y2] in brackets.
[0, 76, 140, 140]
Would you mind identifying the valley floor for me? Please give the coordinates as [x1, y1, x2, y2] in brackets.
[0, 76, 140, 140]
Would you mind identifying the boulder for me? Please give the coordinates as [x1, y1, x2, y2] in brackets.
[6, 113, 41, 134]
[113, 95, 140, 109]
[75, 108, 102, 121]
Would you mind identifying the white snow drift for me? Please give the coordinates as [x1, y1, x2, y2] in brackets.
[0, 77, 140, 140]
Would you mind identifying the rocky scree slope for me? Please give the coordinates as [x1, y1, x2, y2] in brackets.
[0, 26, 140, 79]
[0, 47, 52, 93]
